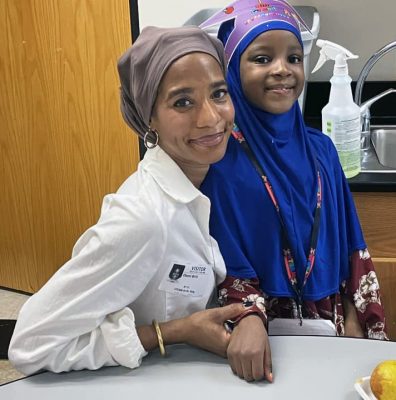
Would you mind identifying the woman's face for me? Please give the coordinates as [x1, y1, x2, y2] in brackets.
[239, 29, 304, 114]
[150, 53, 234, 169]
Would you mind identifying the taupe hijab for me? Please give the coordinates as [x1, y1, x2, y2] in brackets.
[117, 26, 227, 140]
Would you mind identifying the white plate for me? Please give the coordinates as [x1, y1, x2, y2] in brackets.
[354, 376, 377, 400]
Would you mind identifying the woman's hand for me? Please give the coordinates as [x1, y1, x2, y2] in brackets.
[227, 314, 272, 382]
[183, 303, 247, 357]
[152, 303, 247, 357]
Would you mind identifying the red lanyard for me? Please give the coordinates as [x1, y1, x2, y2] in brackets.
[232, 128, 322, 323]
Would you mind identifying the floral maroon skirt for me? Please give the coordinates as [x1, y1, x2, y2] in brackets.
[218, 249, 388, 340]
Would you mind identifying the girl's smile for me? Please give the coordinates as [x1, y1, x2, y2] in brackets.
[240, 30, 304, 114]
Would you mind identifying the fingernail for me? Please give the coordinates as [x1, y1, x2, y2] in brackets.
[269, 372, 273, 383]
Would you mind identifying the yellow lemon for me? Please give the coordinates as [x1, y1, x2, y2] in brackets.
[370, 360, 396, 400]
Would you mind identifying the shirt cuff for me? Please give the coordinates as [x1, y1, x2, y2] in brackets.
[101, 307, 148, 369]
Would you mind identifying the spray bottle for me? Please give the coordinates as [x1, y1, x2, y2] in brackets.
[312, 39, 361, 178]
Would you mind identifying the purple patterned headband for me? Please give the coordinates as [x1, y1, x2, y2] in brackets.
[200, 0, 312, 63]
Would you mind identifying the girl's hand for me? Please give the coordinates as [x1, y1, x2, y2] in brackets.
[344, 316, 365, 338]
[227, 314, 273, 382]
[342, 296, 364, 338]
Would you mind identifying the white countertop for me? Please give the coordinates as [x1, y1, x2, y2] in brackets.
[2, 336, 395, 399]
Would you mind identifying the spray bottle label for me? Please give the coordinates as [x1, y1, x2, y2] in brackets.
[323, 116, 361, 178]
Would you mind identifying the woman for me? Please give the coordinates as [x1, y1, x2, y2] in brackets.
[8, 26, 240, 375]
[200, 0, 387, 382]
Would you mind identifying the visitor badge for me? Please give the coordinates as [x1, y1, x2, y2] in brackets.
[158, 262, 212, 297]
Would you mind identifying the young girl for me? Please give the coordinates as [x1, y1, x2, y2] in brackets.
[200, 0, 387, 382]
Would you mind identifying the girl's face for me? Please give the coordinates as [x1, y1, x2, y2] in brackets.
[150, 52, 234, 170]
[239, 29, 304, 114]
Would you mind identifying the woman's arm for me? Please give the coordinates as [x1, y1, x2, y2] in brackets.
[137, 303, 247, 357]
[8, 195, 165, 374]
[9, 194, 249, 375]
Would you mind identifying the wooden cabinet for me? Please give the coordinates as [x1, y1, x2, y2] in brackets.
[352, 192, 396, 258]
[374, 260, 396, 340]
[0, 0, 139, 293]
[353, 192, 396, 340]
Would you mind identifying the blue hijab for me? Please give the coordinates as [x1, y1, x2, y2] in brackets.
[201, 21, 366, 301]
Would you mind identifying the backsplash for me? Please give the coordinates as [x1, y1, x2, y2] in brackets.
[304, 81, 396, 126]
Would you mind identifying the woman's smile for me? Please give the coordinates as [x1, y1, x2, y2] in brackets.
[189, 131, 226, 147]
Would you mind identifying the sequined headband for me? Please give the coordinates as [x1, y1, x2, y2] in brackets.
[200, 0, 312, 63]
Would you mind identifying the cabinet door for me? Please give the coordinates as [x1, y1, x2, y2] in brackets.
[374, 259, 396, 340]
[353, 192, 396, 259]
[0, 0, 139, 292]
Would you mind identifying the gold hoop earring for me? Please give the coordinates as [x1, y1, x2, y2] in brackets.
[143, 127, 159, 149]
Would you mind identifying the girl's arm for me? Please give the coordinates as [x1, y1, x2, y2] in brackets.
[342, 294, 364, 337]
[343, 250, 388, 340]
[217, 275, 272, 382]
[327, 138, 387, 340]
[218, 276, 267, 325]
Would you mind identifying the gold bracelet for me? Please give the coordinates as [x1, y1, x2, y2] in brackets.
[152, 319, 166, 356]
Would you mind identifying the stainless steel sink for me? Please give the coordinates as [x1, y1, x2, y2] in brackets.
[371, 126, 396, 169]
[359, 125, 396, 173]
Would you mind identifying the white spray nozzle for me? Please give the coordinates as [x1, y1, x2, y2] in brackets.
[311, 39, 358, 74]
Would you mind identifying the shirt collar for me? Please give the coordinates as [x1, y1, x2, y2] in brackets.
[142, 146, 204, 204]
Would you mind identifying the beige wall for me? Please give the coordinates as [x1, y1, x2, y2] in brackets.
[290, 0, 396, 81]
[138, 0, 396, 82]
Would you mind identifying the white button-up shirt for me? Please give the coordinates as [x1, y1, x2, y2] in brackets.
[9, 146, 226, 375]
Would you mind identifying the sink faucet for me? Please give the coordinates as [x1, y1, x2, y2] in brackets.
[354, 41, 396, 149]
[359, 88, 396, 149]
